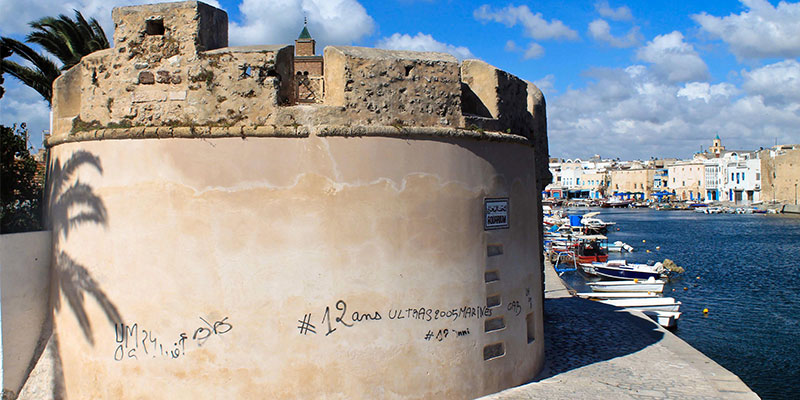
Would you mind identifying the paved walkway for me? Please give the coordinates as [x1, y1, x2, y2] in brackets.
[483, 261, 759, 400]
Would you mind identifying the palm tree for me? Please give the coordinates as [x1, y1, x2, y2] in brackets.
[0, 10, 108, 105]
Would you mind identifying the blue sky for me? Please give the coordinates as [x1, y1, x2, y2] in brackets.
[2, 0, 799, 159]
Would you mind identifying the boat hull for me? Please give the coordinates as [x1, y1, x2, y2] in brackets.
[594, 266, 662, 281]
[588, 282, 664, 293]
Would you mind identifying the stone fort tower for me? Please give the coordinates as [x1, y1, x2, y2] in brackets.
[28, 1, 551, 398]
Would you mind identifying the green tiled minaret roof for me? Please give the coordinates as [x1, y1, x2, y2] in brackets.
[298, 25, 312, 40]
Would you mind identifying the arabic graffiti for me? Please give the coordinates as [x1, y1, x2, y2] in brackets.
[113, 316, 232, 361]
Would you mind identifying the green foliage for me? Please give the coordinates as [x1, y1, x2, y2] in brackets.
[0, 10, 109, 105]
[0, 41, 13, 99]
[1, 123, 44, 233]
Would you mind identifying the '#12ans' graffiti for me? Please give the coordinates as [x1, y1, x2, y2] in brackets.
[298, 300, 493, 337]
[298, 300, 383, 336]
[114, 316, 232, 361]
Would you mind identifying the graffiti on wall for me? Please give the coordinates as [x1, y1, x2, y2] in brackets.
[297, 299, 508, 340]
[113, 316, 232, 361]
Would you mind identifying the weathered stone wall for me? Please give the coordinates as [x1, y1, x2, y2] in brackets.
[323, 46, 463, 127]
[112, 0, 228, 55]
[53, 44, 294, 135]
[760, 146, 800, 204]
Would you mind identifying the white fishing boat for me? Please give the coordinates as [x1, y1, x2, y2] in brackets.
[641, 310, 682, 329]
[576, 292, 660, 299]
[600, 240, 634, 252]
[580, 259, 667, 281]
[597, 297, 681, 312]
[587, 278, 665, 293]
[580, 212, 616, 233]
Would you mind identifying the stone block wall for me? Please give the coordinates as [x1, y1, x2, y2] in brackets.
[760, 146, 800, 204]
[48, 2, 549, 160]
[324, 46, 463, 127]
[112, 1, 227, 55]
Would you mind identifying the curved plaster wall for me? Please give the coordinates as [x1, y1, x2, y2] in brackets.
[47, 134, 544, 399]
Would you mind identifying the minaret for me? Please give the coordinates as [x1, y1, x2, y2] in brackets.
[295, 17, 315, 57]
[708, 134, 725, 157]
[293, 17, 324, 102]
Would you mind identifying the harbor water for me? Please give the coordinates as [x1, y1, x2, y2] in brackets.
[558, 208, 800, 400]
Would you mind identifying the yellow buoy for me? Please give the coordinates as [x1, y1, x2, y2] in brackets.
[696, 276, 701, 279]
[703, 308, 709, 314]
[646, 250, 651, 253]
[642, 239, 646, 243]
[634, 279, 639, 283]
[683, 287, 688, 291]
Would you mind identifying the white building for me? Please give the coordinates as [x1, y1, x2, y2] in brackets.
[721, 152, 761, 204]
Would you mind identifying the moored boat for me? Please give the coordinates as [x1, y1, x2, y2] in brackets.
[641, 310, 682, 329]
[587, 278, 665, 293]
[602, 198, 634, 208]
[580, 259, 666, 280]
[576, 292, 660, 299]
[597, 297, 681, 312]
[574, 235, 609, 264]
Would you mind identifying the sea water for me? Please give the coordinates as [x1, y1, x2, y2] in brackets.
[558, 208, 800, 400]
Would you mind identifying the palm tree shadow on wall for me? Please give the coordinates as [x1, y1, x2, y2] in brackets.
[47, 149, 122, 344]
[19, 150, 122, 398]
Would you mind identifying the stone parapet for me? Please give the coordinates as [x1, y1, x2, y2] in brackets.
[47, 2, 547, 157]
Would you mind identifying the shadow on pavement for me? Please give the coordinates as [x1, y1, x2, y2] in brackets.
[533, 296, 664, 381]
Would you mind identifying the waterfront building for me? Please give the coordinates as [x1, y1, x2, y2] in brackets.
[696, 136, 762, 204]
[548, 155, 613, 199]
[759, 144, 799, 204]
[546, 158, 564, 198]
[704, 161, 722, 201]
[608, 165, 655, 200]
[667, 160, 705, 201]
[720, 152, 761, 204]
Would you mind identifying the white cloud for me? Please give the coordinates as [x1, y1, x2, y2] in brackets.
[503, 39, 544, 59]
[230, 0, 374, 48]
[741, 59, 800, 105]
[693, 0, 800, 59]
[546, 63, 800, 160]
[0, 82, 51, 149]
[375, 33, 474, 60]
[533, 74, 555, 94]
[524, 42, 544, 59]
[505, 40, 518, 52]
[636, 31, 709, 83]
[594, 1, 633, 21]
[588, 19, 641, 48]
[474, 4, 578, 40]
[677, 82, 738, 103]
